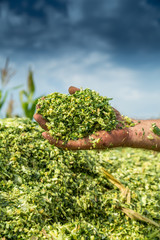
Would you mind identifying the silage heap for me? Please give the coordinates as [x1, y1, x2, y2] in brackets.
[0, 118, 160, 239]
[36, 88, 118, 141]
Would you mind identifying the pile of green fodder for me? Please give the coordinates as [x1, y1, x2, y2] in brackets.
[0, 118, 159, 239]
[36, 88, 119, 141]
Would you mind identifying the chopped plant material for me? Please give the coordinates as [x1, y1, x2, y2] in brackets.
[36, 88, 119, 141]
[101, 167, 131, 204]
[147, 134, 154, 140]
[123, 116, 135, 128]
[152, 123, 160, 136]
[120, 207, 160, 228]
[0, 118, 160, 239]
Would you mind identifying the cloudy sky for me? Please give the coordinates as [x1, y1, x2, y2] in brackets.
[0, 0, 160, 119]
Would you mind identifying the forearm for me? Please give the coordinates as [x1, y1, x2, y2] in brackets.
[127, 119, 160, 151]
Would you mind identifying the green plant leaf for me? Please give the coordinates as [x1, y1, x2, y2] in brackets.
[0, 90, 9, 109]
[19, 90, 29, 109]
[22, 102, 29, 116]
[152, 123, 160, 136]
[9, 84, 23, 90]
[28, 70, 35, 94]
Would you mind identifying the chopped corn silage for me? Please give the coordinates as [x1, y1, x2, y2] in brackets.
[0, 118, 159, 239]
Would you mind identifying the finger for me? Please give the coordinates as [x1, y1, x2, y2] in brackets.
[42, 131, 93, 150]
[42, 131, 108, 150]
[43, 129, 128, 150]
[33, 113, 49, 131]
[68, 86, 80, 95]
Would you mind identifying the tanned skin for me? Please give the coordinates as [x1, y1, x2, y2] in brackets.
[34, 86, 160, 152]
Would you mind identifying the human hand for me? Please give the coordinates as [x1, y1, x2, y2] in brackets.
[34, 86, 130, 150]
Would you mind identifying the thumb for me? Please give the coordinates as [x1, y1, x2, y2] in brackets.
[68, 86, 80, 95]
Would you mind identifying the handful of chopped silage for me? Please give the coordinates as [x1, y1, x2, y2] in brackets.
[0, 118, 159, 239]
[36, 88, 118, 141]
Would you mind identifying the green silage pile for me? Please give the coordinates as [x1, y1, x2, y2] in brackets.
[36, 88, 118, 141]
[0, 118, 160, 239]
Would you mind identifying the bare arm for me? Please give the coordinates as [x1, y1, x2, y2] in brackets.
[34, 116, 160, 151]
[127, 119, 160, 151]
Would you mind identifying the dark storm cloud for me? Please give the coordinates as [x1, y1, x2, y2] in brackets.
[1, 0, 160, 65]
[77, 0, 160, 64]
[0, 0, 69, 55]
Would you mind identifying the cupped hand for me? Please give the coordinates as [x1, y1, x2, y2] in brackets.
[34, 86, 130, 150]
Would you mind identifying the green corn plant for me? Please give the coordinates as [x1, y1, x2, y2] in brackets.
[0, 58, 17, 117]
[0, 89, 8, 111]
[6, 96, 14, 118]
[19, 68, 42, 119]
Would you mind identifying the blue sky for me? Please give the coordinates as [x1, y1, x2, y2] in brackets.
[0, 0, 160, 119]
